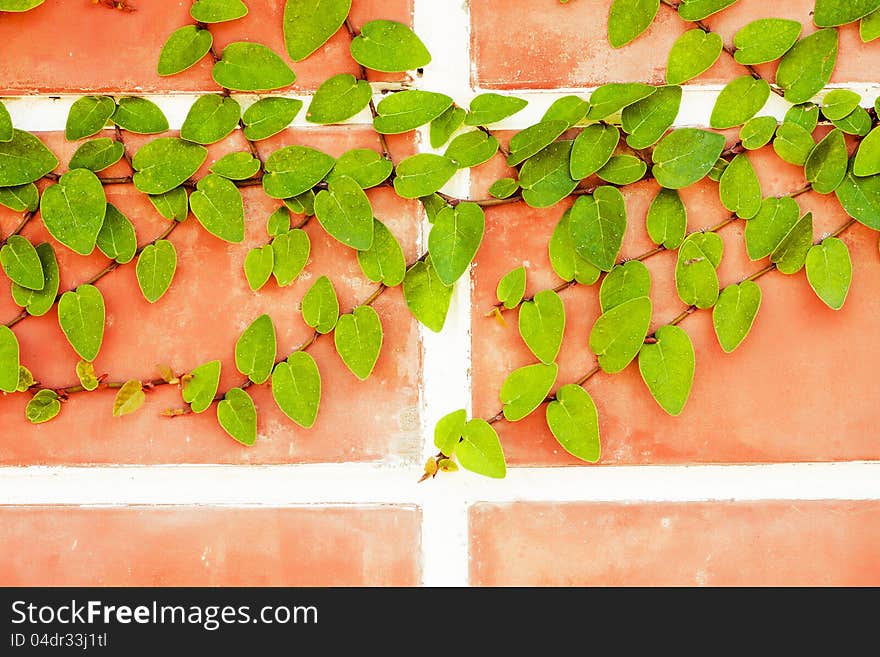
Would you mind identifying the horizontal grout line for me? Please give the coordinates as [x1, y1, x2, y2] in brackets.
[1, 462, 879, 506]
[4, 83, 879, 132]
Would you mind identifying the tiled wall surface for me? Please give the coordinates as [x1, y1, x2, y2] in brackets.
[0, 0, 878, 586]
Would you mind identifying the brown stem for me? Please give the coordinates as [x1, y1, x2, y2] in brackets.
[0, 209, 37, 247]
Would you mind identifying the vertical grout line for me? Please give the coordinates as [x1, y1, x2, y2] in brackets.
[414, 0, 474, 587]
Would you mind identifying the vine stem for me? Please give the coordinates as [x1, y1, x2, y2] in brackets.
[0, 209, 38, 248]
[484, 215, 860, 428]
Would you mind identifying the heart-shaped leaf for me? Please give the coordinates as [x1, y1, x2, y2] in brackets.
[136, 239, 177, 303]
[271, 229, 310, 286]
[373, 90, 453, 134]
[719, 153, 762, 219]
[307, 74, 372, 124]
[272, 351, 321, 429]
[350, 19, 431, 72]
[646, 188, 687, 249]
[569, 186, 627, 271]
[393, 153, 458, 199]
[501, 362, 558, 422]
[773, 122, 814, 166]
[652, 128, 725, 189]
[96, 204, 137, 264]
[357, 219, 406, 286]
[710, 76, 770, 129]
[814, 0, 880, 27]
[212, 42, 296, 91]
[667, 29, 722, 84]
[590, 296, 652, 373]
[302, 275, 339, 334]
[0, 129, 59, 186]
[546, 384, 601, 463]
[776, 29, 838, 104]
[65, 95, 115, 141]
[182, 360, 222, 414]
[210, 152, 261, 181]
[113, 380, 145, 417]
[597, 155, 647, 185]
[262, 145, 335, 199]
[445, 130, 499, 169]
[1, 235, 44, 290]
[456, 419, 506, 478]
[244, 245, 274, 292]
[607, 0, 660, 48]
[771, 212, 813, 275]
[26, 389, 61, 424]
[235, 314, 276, 385]
[586, 83, 656, 120]
[11, 243, 58, 317]
[430, 105, 467, 148]
[190, 173, 246, 243]
[403, 258, 453, 333]
[835, 164, 880, 229]
[242, 97, 303, 141]
[853, 126, 880, 177]
[506, 120, 567, 166]
[733, 18, 801, 65]
[334, 305, 383, 380]
[745, 196, 800, 259]
[180, 94, 241, 145]
[465, 93, 528, 126]
[740, 116, 778, 150]
[638, 324, 695, 416]
[40, 169, 106, 256]
[157, 26, 213, 76]
[190, 0, 248, 23]
[677, 0, 737, 20]
[519, 141, 578, 208]
[133, 138, 207, 195]
[542, 96, 591, 128]
[314, 175, 374, 250]
[68, 138, 124, 172]
[570, 123, 618, 180]
[675, 232, 723, 308]
[496, 266, 526, 310]
[434, 408, 467, 456]
[0, 326, 19, 394]
[713, 281, 762, 353]
[548, 209, 601, 285]
[149, 187, 189, 222]
[328, 149, 393, 189]
[805, 237, 852, 310]
[0, 183, 39, 213]
[600, 260, 651, 312]
[805, 129, 848, 194]
[429, 202, 485, 285]
[112, 97, 169, 134]
[75, 360, 99, 391]
[217, 388, 257, 446]
[58, 284, 105, 362]
[283, 0, 352, 61]
[786, 103, 819, 133]
[622, 85, 682, 149]
[518, 290, 565, 364]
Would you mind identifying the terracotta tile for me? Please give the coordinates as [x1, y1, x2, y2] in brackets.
[470, 0, 880, 89]
[470, 136, 880, 465]
[0, 0, 412, 94]
[470, 500, 880, 586]
[0, 128, 421, 465]
[0, 505, 421, 586]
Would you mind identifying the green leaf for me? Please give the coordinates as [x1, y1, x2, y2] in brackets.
[0, 326, 19, 394]
[677, 0, 737, 20]
[434, 409, 467, 456]
[835, 164, 880, 229]
[646, 188, 687, 249]
[0, 101, 10, 143]
[209, 152, 261, 181]
[569, 186, 626, 271]
[719, 153, 762, 219]
[518, 290, 565, 364]
[393, 154, 457, 199]
[549, 209, 601, 285]
[1, 235, 43, 290]
[465, 93, 528, 126]
[429, 106, 466, 148]
[638, 325, 694, 416]
[745, 196, 800, 259]
[496, 266, 526, 310]
[814, 0, 880, 27]
[707, 156, 729, 182]
[242, 97, 303, 141]
[267, 207, 291, 237]
[733, 18, 801, 65]
[235, 314, 276, 385]
[180, 94, 240, 145]
[710, 76, 770, 129]
[712, 281, 761, 353]
[501, 362, 558, 422]
[519, 141, 578, 208]
[666, 29, 722, 85]
[314, 174, 374, 250]
[26, 389, 61, 424]
[0, 1, 45, 12]
[149, 187, 189, 222]
[16, 365, 34, 393]
[76, 359, 99, 392]
[607, 0, 659, 48]
[776, 29, 838, 104]
[334, 305, 382, 380]
[506, 120, 567, 166]
[0, 130, 59, 186]
[805, 237, 852, 310]
[586, 83, 656, 120]
[262, 145, 335, 199]
[113, 380, 145, 417]
[740, 116, 778, 150]
[96, 203, 137, 264]
[831, 106, 873, 136]
[421, 194, 447, 223]
[596, 155, 647, 185]
[57, 284, 105, 362]
[68, 138, 123, 172]
[40, 169, 106, 255]
[11, 243, 57, 316]
[822, 89, 861, 121]
[445, 130, 499, 169]
[428, 202, 484, 285]
[272, 351, 321, 428]
[854, 126, 880, 177]
[675, 232, 723, 308]
[546, 384, 603, 467]
[456, 419, 506, 478]
[190, 173, 245, 243]
[111, 97, 169, 134]
[357, 219, 406, 286]
[136, 240, 177, 303]
[570, 124, 618, 179]
[786, 102, 819, 133]
[182, 360, 222, 414]
[132, 137, 207, 195]
[489, 178, 519, 199]
[190, 0, 248, 23]
[805, 129, 848, 194]
[157, 26, 213, 76]
[403, 257, 453, 332]
[773, 122, 814, 166]
[244, 245, 274, 292]
[652, 128, 725, 189]
[302, 275, 339, 334]
[589, 296, 652, 373]
[306, 74, 372, 125]
[217, 388, 257, 446]
[862, 8, 880, 41]
[542, 96, 591, 128]
[771, 212, 812, 274]
[373, 90, 453, 134]
[65, 95, 115, 141]
[0, 183, 39, 212]
[328, 149, 392, 189]
[350, 19, 431, 72]
[271, 229, 310, 286]
[283, 0, 351, 61]
[621, 85, 682, 149]
[212, 42, 296, 91]
[600, 260, 651, 312]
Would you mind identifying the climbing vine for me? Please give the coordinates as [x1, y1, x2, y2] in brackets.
[0, 0, 878, 479]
